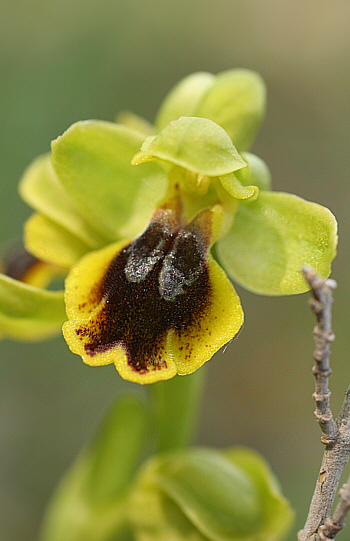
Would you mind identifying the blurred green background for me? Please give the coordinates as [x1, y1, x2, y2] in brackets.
[1, 0, 350, 539]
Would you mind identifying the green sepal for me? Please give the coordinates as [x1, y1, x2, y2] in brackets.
[235, 152, 272, 191]
[155, 69, 266, 151]
[51, 120, 168, 242]
[133, 117, 246, 177]
[24, 213, 91, 269]
[217, 192, 338, 295]
[194, 69, 266, 151]
[39, 395, 148, 541]
[0, 274, 65, 341]
[129, 446, 293, 541]
[117, 110, 156, 137]
[155, 72, 215, 132]
[19, 153, 108, 249]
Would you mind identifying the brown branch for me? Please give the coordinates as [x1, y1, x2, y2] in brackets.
[298, 267, 350, 541]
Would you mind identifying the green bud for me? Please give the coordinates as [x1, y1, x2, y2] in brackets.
[129, 447, 293, 541]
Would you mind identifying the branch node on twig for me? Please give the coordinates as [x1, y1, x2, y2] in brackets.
[309, 298, 324, 314]
[317, 479, 350, 540]
[326, 332, 336, 343]
[318, 517, 342, 541]
[312, 366, 332, 378]
[313, 392, 332, 403]
[313, 328, 335, 344]
[314, 409, 333, 422]
[320, 435, 337, 446]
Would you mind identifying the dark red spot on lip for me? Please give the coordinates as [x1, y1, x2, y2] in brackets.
[74, 211, 212, 373]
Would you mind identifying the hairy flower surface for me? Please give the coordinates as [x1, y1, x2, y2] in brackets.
[0, 69, 338, 383]
[62, 200, 243, 383]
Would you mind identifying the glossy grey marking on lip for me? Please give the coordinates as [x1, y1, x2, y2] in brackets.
[124, 216, 206, 301]
[124, 248, 163, 283]
[159, 230, 206, 301]
[124, 219, 172, 283]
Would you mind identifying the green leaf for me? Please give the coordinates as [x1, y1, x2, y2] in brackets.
[217, 192, 338, 295]
[40, 395, 148, 541]
[155, 69, 266, 151]
[194, 69, 266, 151]
[155, 72, 215, 132]
[0, 274, 65, 341]
[133, 117, 246, 177]
[85, 395, 148, 505]
[19, 154, 108, 249]
[235, 152, 272, 191]
[130, 446, 292, 541]
[51, 120, 168, 242]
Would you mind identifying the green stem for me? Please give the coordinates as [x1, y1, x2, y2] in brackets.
[149, 368, 206, 453]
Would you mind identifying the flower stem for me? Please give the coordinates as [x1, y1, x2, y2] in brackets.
[149, 369, 206, 453]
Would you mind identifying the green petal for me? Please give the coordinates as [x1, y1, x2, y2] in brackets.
[219, 172, 259, 200]
[236, 152, 272, 191]
[0, 274, 65, 341]
[217, 192, 338, 295]
[155, 72, 215, 132]
[133, 117, 246, 177]
[194, 69, 266, 150]
[19, 154, 107, 248]
[51, 120, 168, 241]
[24, 213, 91, 268]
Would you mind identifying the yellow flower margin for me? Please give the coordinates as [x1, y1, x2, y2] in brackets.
[63, 201, 243, 384]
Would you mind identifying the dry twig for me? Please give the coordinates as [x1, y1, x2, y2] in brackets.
[318, 476, 350, 540]
[298, 267, 350, 541]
